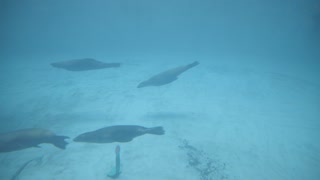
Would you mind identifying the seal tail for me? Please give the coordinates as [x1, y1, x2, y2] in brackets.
[103, 63, 121, 68]
[50, 136, 69, 149]
[146, 126, 165, 135]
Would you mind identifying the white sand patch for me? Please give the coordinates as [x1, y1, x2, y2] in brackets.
[1, 56, 320, 179]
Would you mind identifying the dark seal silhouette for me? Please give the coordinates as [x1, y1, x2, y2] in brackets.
[74, 125, 165, 143]
[51, 58, 121, 71]
[0, 128, 69, 153]
[137, 61, 199, 88]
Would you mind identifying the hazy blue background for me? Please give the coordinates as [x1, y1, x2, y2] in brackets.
[1, 0, 319, 59]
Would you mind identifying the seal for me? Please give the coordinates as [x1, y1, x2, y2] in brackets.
[0, 128, 69, 153]
[73, 125, 165, 143]
[51, 58, 121, 71]
[137, 61, 199, 88]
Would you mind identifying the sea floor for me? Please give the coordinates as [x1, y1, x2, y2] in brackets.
[0, 55, 319, 180]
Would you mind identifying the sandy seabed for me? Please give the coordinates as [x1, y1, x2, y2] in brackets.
[0, 56, 319, 180]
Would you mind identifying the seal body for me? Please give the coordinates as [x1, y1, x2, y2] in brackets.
[137, 61, 199, 88]
[74, 125, 165, 143]
[51, 58, 121, 71]
[0, 128, 69, 152]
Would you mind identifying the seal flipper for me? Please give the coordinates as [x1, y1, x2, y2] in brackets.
[102, 63, 121, 68]
[49, 136, 69, 149]
[145, 126, 165, 135]
[186, 61, 199, 69]
[116, 137, 133, 142]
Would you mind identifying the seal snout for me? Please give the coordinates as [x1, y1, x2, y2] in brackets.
[73, 136, 81, 142]
[50, 63, 60, 68]
[73, 133, 90, 142]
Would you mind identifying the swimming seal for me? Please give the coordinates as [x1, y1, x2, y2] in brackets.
[0, 128, 69, 152]
[51, 58, 121, 71]
[74, 125, 165, 143]
[137, 61, 199, 88]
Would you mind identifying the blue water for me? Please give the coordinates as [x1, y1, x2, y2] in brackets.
[1, 0, 320, 179]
